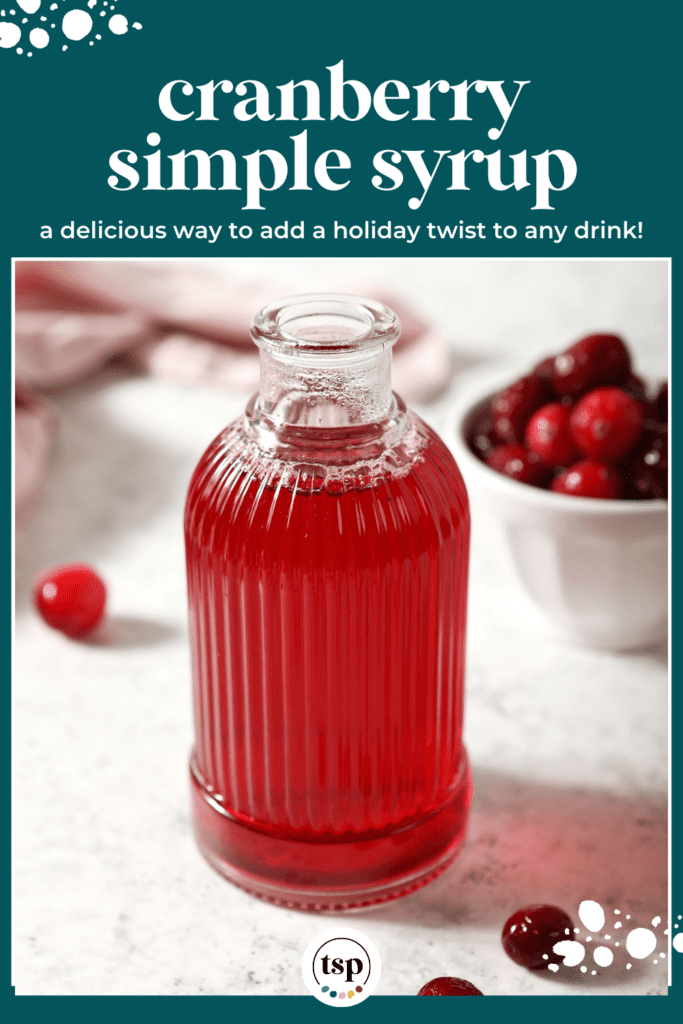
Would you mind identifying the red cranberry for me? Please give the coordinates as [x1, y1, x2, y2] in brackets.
[502, 905, 575, 970]
[654, 382, 668, 424]
[551, 460, 624, 499]
[486, 444, 548, 486]
[628, 424, 668, 499]
[491, 375, 551, 444]
[33, 564, 107, 638]
[553, 334, 631, 397]
[622, 374, 651, 413]
[569, 387, 643, 461]
[418, 978, 484, 996]
[469, 410, 498, 460]
[525, 403, 579, 467]
[532, 356, 556, 383]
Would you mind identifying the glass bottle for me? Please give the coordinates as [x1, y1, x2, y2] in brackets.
[185, 294, 471, 910]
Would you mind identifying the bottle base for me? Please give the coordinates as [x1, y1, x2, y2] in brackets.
[190, 754, 471, 912]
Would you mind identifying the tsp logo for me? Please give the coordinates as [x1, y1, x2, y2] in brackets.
[302, 928, 381, 1006]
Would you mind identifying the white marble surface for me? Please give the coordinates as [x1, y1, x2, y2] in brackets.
[14, 260, 670, 997]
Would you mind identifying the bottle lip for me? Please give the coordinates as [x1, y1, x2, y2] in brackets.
[251, 293, 401, 355]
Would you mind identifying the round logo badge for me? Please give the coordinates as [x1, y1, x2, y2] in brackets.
[302, 927, 381, 1006]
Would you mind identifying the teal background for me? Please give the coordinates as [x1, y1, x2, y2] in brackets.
[2, 0, 679, 1019]
[0, 0, 676, 257]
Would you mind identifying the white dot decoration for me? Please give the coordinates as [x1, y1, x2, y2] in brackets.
[593, 946, 614, 967]
[579, 900, 606, 932]
[0, 21, 21, 47]
[29, 26, 48, 46]
[62, 9, 92, 40]
[626, 928, 657, 959]
[108, 11, 126, 32]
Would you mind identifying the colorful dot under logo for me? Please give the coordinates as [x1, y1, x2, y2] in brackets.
[320, 984, 363, 1000]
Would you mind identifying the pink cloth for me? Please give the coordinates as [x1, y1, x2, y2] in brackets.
[15, 261, 451, 520]
[15, 384, 60, 529]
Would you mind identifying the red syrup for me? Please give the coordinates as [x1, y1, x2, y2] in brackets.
[185, 295, 471, 910]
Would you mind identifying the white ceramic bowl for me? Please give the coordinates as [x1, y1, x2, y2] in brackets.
[446, 366, 668, 650]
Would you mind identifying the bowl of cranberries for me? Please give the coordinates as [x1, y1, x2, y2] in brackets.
[449, 333, 668, 649]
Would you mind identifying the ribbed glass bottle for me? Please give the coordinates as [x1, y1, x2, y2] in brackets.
[185, 295, 471, 910]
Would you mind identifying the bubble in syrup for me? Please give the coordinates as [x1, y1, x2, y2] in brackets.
[672, 933, 683, 954]
[29, 26, 48, 46]
[579, 900, 605, 932]
[0, 21, 21, 47]
[593, 946, 614, 967]
[62, 9, 92, 39]
[626, 928, 657, 959]
[108, 11, 125, 32]
[18, 0, 40, 12]
[552, 940, 585, 967]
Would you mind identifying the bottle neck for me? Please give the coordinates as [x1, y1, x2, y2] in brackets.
[246, 293, 404, 458]
[256, 345, 394, 428]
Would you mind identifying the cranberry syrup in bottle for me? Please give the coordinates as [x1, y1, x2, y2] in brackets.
[185, 295, 471, 910]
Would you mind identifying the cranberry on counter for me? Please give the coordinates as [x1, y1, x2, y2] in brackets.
[33, 564, 107, 638]
[417, 977, 484, 996]
[502, 904, 575, 970]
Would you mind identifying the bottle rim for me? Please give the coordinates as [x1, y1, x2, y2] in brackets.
[251, 293, 401, 355]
